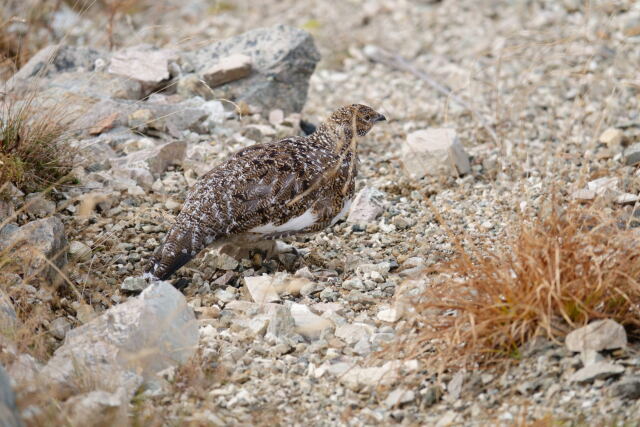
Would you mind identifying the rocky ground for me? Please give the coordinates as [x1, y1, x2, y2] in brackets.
[1, 0, 640, 425]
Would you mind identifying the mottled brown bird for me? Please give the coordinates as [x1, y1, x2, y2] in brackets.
[147, 104, 386, 280]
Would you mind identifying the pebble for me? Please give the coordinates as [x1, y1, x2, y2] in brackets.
[49, 317, 72, 340]
[121, 276, 149, 292]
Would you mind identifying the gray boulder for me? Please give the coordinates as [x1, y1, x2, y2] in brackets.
[41, 281, 198, 399]
[184, 25, 320, 114]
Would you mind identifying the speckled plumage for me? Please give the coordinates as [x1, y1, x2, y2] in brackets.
[147, 104, 386, 280]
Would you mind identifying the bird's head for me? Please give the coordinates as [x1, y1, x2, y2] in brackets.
[326, 104, 386, 137]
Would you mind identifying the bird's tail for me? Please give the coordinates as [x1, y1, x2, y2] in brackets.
[146, 224, 205, 280]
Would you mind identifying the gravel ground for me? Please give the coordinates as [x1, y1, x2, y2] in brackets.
[3, 0, 640, 425]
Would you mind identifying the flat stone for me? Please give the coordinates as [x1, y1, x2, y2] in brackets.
[108, 44, 177, 94]
[615, 193, 639, 205]
[347, 187, 385, 224]
[377, 307, 400, 323]
[565, 319, 627, 352]
[121, 276, 149, 292]
[245, 275, 280, 303]
[402, 128, 471, 178]
[570, 362, 624, 383]
[339, 360, 419, 391]
[572, 189, 596, 201]
[202, 54, 252, 88]
[335, 322, 375, 344]
[384, 388, 415, 407]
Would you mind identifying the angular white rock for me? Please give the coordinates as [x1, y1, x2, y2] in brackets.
[377, 306, 401, 323]
[339, 360, 420, 391]
[599, 127, 623, 146]
[289, 303, 333, 340]
[347, 187, 385, 224]
[384, 388, 415, 407]
[245, 275, 281, 303]
[108, 45, 177, 92]
[565, 319, 627, 352]
[335, 322, 375, 344]
[402, 128, 470, 178]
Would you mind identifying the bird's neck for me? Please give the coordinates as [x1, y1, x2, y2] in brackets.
[314, 122, 356, 154]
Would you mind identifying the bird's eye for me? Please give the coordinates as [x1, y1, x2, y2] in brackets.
[364, 115, 371, 121]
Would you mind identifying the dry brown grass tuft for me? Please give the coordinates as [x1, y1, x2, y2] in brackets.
[403, 200, 640, 370]
[0, 96, 76, 194]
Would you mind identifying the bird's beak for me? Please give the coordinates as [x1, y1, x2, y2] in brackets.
[374, 114, 386, 123]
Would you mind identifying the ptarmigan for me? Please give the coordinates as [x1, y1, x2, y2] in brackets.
[147, 104, 386, 280]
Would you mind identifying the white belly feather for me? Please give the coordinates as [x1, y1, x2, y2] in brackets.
[250, 208, 318, 234]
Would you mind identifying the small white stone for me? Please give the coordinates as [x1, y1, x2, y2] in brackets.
[245, 275, 280, 303]
[402, 128, 470, 178]
[599, 127, 623, 146]
[384, 388, 415, 407]
[377, 307, 400, 323]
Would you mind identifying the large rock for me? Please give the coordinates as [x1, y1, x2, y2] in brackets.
[402, 128, 471, 178]
[565, 319, 627, 353]
[0, 217, 67, 283]
[185, 25, 320, 114]
[41, 281, 198, 398]
[0, 365, 23, 427]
